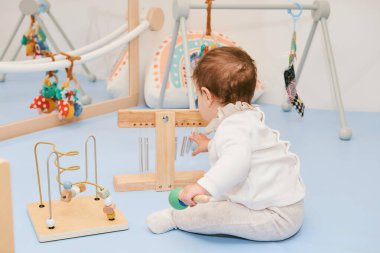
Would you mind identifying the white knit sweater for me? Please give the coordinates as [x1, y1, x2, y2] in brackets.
[197, 102, 305, 210]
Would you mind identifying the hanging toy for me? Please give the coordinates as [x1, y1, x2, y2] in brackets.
[190, 0, 218, 69]
[21, 15, 50, 58]
[29, 95, 56, 114]
[57, 53, 83, 120]
[30, 52, 59, 114]
[284, 2, 305, 117]
[58, 92, 76, 120]
[29, 52, 83, 120]
[29, 71, 58, 114]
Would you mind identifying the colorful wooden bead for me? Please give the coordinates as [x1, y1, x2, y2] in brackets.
[104, 196, 113, 206]
[97, 188, 110, 199]
[78, 183, 86, 193]
[71, 185, 80, 198]
[103, 204, 116, 215]
[106, 212, 116, 221]
[63, 181, 72, 190]
[46, 218, 55, 229]
[61, 189, 72, 202]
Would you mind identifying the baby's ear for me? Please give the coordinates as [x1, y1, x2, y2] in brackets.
[201, 87, 213, 105]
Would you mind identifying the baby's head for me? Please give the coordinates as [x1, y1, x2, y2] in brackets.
[193, 46, 257, 121]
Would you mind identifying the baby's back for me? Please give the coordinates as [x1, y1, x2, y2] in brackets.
[220, 109, 305, 210]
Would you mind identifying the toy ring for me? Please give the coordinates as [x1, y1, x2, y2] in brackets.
[287, 2, 303, 20]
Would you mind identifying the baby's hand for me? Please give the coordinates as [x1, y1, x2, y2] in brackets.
[189, 132, 210, 156]
[179, 183, 210, 207]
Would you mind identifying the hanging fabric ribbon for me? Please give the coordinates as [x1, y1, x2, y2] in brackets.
[284, 2, 305, 117]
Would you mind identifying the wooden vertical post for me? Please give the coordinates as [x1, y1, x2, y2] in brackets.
[0, 159, 14, 253]
[128, 0, 140, 97]
[155, 111, 175, 191]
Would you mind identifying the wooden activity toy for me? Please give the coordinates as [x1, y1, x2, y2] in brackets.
[169, 187, 210, 210]
[28, 135, 128, 242]
[114, 109, 208, 192]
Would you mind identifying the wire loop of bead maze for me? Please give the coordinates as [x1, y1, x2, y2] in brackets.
[114, 109, 208, 192]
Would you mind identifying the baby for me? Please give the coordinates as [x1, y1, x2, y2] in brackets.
[147, 47, 305, 241]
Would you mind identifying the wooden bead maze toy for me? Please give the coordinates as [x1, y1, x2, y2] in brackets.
[27, 135, 128, 242]
[114, 109, 208, 192]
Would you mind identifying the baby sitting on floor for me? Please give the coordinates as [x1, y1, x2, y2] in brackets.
[147, 46, 305, 241]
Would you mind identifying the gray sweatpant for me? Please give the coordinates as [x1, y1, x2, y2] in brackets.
[172, 200, 304, 241]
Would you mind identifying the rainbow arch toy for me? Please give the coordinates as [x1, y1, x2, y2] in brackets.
[107, 31, 264, 108]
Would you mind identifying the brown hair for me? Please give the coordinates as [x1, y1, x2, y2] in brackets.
[192, 46, 257, 105]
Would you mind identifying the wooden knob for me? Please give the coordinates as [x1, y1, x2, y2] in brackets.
[146, 7, 164, 31]
[193, 195, 210, 203]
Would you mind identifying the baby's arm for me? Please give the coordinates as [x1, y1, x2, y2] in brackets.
[179, 183, 210, 207]
[197, 117, 252, 198]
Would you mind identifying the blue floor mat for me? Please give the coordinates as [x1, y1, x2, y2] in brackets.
[0, 102, 379, 252]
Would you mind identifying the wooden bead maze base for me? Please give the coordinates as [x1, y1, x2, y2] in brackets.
[27, 196, 129, 242]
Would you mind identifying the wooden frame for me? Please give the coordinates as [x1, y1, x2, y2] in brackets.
[0, 0, 144, 141]
[0, 159, 14, 253]
[114, 109, 208, 192]
[0, 95, 139, 140]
